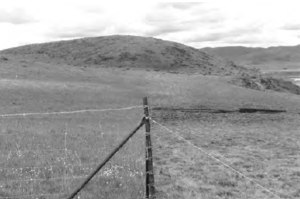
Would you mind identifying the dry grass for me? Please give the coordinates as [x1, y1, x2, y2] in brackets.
[0, 35, 256, 76]
[0, 56, 300, 198]
[0, 110, 145, 199]
[151, 110, 300, 199]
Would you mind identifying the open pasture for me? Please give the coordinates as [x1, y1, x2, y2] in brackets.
[0, 108, 145, 199]
[151, 109, 300, 199]
[0, 65, 300, 198]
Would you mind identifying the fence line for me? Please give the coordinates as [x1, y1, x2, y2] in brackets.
[0, 98, 289, 198]
[150, 118, 282, 199]
[0, 105, 143, 118]
[143, 97, 155, 199]
[66, 117, 145, 199]
[0, 103, 145, 199]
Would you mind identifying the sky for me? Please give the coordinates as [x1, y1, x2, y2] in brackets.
[0, 0, 300, 50]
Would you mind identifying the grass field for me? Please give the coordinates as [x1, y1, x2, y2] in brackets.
[0, 108, 145, 199]
[151, 109, 300, 199]
[0, 60, 300, 198]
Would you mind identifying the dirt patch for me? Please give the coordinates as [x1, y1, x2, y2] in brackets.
[151, 107, 289, 127]
[238, 108, 286, 113]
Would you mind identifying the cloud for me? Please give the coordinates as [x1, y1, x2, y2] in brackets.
[46, 22, 109, 39]
[223, 36, 263, 45]
[187, 33, 223, 42]
[185, 25, 262, 43]
[142, 2, 218, 37]
[145, 24, 189, 37]
[144, 12, 178, 24]
[0, 8, 36, 24]
[282, 24, 300, 30]
[158, 2, 203, 10]
[52, 30, 101, 39]
[1, 1, 300, 50]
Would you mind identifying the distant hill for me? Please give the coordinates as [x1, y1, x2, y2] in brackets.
[0, 35, 257, 76]
[202, 45, 300, 69]
[2, 35, 300, 95]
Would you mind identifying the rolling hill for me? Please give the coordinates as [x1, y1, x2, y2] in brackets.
[202, 45, 300, 71]
[1, 35, 300, 95]
[0, 35, 256, 76]
[2, 36, 300, 199]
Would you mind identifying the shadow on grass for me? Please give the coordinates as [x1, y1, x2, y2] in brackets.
[152, 107, 287, 114]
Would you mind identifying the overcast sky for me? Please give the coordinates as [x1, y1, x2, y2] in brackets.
[0, 0, 300, 50]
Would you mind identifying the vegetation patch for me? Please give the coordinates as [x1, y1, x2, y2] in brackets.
[230, 74, 300, 95]
[0, 56, 8, 61]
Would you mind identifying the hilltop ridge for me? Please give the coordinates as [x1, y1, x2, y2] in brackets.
[0, 35, 258, 76]
[1, 35, 300, 95]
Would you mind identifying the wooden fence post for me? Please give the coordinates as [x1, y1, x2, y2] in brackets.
[143, 97, 156, 199]
[66, 118, 145, 199]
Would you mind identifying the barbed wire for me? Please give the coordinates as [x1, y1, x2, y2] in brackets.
[150, 118, 282, 199]
[0, 105, 143, 118]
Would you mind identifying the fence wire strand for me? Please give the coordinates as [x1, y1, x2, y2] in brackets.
[0, 101, 286, 199]
[0, 105, 143, 117]
[0, 104, 144, 199]
[150, 118, 282, 199]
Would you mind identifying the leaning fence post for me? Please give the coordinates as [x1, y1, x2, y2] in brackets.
[143, 97, 156, 199]
[66, 118, 145, 199]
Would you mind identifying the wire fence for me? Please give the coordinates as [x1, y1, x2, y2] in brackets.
[0, 104, 146, 199]
[0, 97, 292, 199]
[150, 118, 282, 199]
[0, 106, 143, 118]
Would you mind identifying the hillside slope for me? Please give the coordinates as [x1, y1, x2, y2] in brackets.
[0, 35, 257, 76]
[1, 35, 300, 95]
[202, 45, 300, 68]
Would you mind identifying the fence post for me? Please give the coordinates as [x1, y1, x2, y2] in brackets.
[66, 118, 145, 199]
[143, 97, 156, 199]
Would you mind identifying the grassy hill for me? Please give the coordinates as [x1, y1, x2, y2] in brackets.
[1, 35, 257, 76]
[2, 35, 300, 95]
[1, 36, 300, 198]
[201, 44, 300, 87]
[202, 45, 300, 71]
